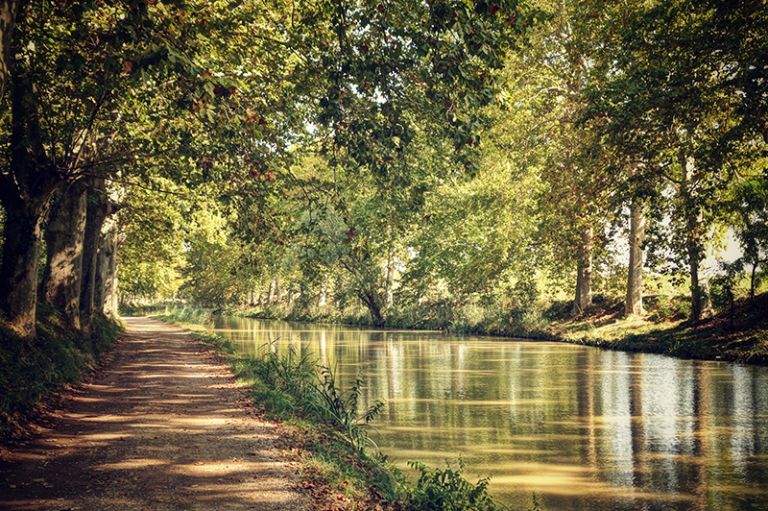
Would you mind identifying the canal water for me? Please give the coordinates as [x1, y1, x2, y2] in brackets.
[211, 317, 768, 511]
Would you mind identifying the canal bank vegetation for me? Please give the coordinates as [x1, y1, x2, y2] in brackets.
[157, 311, 528, 511]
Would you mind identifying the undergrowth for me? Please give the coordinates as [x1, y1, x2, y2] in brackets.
[0, 306, 123, 439]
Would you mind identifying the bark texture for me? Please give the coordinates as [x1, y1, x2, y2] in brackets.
[0, 203, 43, 337]
[0, 0, 20, 97]
[687, 230, 703, 323]
[384, 245, 395, 308]
[359, 289, 384, 326]
[625, 201, 645, 316]
[41, 181, 88, 329]
[80, 177, 110, 333]
[96, 216, 119, 317]
[679, 151, 704, 323]
[573, 225, 594, 315]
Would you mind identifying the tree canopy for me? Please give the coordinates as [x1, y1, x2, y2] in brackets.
[0, 0, 765, 338]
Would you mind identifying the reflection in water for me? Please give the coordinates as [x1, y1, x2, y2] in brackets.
[212, 318, 768, 511]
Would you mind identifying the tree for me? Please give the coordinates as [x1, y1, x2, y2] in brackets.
[581, 0, 767, 321]
[0, 1, 170, 336]
[729, 176, 768, 300]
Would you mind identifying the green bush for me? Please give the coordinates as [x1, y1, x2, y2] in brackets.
[646, 295, 691, 321]
[404, 460, 505, 511]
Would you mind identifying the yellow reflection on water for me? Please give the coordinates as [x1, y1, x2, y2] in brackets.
[213, 317, 768, 511]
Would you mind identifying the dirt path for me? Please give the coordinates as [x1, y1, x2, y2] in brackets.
[0, 317, 307, 511]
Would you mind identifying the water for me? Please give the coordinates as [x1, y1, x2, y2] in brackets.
[211, 317, 768, 511]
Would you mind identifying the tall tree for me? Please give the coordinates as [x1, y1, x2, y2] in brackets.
[582, 0, 767, 321]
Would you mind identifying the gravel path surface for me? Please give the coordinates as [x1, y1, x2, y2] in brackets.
[0, 317, 307, 511]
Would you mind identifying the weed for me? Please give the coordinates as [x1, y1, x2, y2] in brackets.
[313, 365, 385, 453]
[404, 460, 504, 511]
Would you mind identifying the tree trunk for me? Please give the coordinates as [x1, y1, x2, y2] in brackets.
[685, 217, 704, 322]
[385, 243, 395, 308]
[0, 201, 44, 337]
[268, 277, 278, 304]
[96, 215, 119, 317]
[573, 225, 593, 315]
[678, 150, 704, 323]
[750, 263, 757, 301]
[80, 177, 110, 333]
[625, 200, 645, 316]
[688, 241, 703, 323]
[318, 280, 328, 307]
[0, 45, 60, 338]
[360, 290, 384, 326]
[0, 0, 21, 97]
[41, 181, 88, 329]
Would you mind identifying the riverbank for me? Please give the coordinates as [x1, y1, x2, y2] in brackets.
[555, 293, 768, 364]
[0, 308, 123, 440]
[156, 312, 520, 511]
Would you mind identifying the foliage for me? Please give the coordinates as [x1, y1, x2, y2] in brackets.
[405, 460, 525, 511]
[156, 305, 212, 325]
[314, 366, 385, 454]
[727, 175, 768, 297]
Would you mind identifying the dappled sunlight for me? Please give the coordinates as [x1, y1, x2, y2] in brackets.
[97, 458, 169, 470]
[0, 318, 306, 511]
[171, 460, 280, 476]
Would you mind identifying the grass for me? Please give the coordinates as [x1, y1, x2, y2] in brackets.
[0, 306, 123, 439]
[556, 293, 768, 364]
[157, 310, 525, 511]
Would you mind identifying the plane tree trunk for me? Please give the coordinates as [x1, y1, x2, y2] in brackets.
[359, 289, 384, 326]
[80, 177, 111, 334]
[0, 49, 60, 338]
[573, 225, 594, 315]
[625, 200, 646, 316]
[679, 151, 704, 323]
[96, 215, 119, 317]
[41, 181, 88, 329]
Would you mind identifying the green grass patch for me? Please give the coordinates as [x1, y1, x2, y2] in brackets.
[557, 293, 768, 364]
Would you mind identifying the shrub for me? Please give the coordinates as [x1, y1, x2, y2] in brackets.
[404, 460, 504, 511]
[313, 366, 385, 453]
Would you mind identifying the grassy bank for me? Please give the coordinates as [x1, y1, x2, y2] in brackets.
[0, 306, 123, 439]
[157, 311, 531, 511]
[557, 293, 768, 364]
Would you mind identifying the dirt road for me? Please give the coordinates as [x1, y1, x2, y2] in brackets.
[0, 317, 307, 511]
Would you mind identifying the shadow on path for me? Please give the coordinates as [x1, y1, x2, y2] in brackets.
[0, 317, 306, 511]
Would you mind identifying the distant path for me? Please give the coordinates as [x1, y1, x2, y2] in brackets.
[0, 317, 306, 511]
